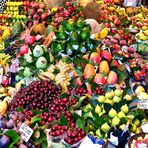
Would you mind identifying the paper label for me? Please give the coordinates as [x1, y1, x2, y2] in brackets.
[19, 123, 33, 142]
[138, 100, 148, 110]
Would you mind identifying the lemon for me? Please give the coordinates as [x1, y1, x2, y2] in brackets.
[142, 26, 148, 31]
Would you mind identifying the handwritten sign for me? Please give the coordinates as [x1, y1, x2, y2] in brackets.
[19, 123, 33, 142]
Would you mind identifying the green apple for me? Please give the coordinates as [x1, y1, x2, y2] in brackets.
[121, 104, 129, 114]
[113, 96, 121, 103]
[95, 105, 102, 115]
[114, 89, 123, 97]
[123, 94, 132, 101]
[101, 123, 110, 133]
[108, 108, 117, 118]
[117, 111, 125, 119]
[130, 124, 137, 133]
[112, 116, 120, 127]
[97, 95, 106, 103]
[119, 124, 126, 130]
[133, 119, 140, 127]
[105, 99, 113, 105]
[96, 128, 103, 138]
[105, 92, 114, 100]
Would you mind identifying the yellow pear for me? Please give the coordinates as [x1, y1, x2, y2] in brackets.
[144, 30, 148, 36]
[0, 101, 8, 115]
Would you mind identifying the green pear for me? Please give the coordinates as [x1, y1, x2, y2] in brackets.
[113, 96, 121, 103]
[114, 89, 123, 97]
[95, 105, 102, 115]
[97, 95, 106, 103]
[121, 104, 129, 114]
[130, 124, 137, 133]
[117, 111, 125, 119]
[96, 128, 103, 138]
[119, 124, 126, 130]
[112, 116, 120, 127]
[123, 94, 132, 101]
[108, 108, 117, 118]
[105, 99, 113, 105]
[105, 92, 114, 100]
[133, 119, 140, 127]
[101, 123, 110, 133]
[136, 128, 141, 134]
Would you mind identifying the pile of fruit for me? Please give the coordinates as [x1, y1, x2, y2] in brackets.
[0, 0, 148, 148]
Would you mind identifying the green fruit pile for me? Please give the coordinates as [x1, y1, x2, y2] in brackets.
[50, 19, 96, 58]
[83, 89, 147, 140]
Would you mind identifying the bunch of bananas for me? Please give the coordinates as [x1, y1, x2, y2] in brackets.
[38, 60, 74, 91]
[0, 53, 11, 68]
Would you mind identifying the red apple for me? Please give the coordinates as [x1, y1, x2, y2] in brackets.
[20, 44, 29, 55]
[94, 74, 107, 85]
[101, 50, 112, 62]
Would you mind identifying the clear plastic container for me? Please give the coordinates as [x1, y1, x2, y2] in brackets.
[62, 138, 84, 148]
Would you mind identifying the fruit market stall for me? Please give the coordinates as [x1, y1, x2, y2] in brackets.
[0, 0, 148, 148]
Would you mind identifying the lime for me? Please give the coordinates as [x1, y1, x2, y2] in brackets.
[70, 31, 79, 42]
[56, 31, 68, 40]
[80, 28, 90, 40]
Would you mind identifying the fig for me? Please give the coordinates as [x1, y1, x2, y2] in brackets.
[0, 120, 6, 128]
[33, 45, 44, 57]
[0, 135, 11, 148]
[108, 108, 117, 118]
[6, 119, 15, 129]
[10, 114, 18, 121]
[36, 56, 48, 69]
[23, 67, 32, 77]
[19, 144, 28, 148]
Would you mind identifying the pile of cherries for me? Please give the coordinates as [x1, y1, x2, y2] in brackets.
[10, 80, 62, 111]
[64, 127, 86, 145]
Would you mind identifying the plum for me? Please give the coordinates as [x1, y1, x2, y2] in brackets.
[0, 120, 6, 128]
[6, 119, 15, 129]
[0, 135, 11, 148]
[19, 144, 28, 148]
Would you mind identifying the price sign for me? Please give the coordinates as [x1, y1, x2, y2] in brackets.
[124, 0, 136, 7]
[19, 123, 33, 142]
[138, 100, 148, 110]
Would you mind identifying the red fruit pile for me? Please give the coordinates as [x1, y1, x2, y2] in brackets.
[10, 80, 62, 111]
[51, 2, 83, 27]
[50, 124, 69, 137]
[64, 127, 86, 145]
[26, 2, 49, 26]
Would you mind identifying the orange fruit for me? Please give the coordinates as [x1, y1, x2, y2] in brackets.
[84, 64, 96, 79]
[99, 60, 110, 75]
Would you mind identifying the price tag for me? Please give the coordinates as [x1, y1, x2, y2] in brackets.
[19, 123, 33, 142]
[75, 110, 82, 116]
[138, 100, 148, 110]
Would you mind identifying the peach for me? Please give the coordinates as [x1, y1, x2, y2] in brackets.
[107, 71, 118, 85]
